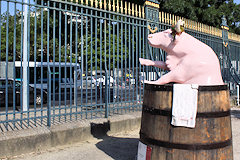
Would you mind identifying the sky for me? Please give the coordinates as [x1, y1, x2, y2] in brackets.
[1, 0, 35, 15]
[234, 0, 240, 4]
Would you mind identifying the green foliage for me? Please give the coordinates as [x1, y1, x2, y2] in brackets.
[82, 24, 129, 71]
[0, 8, 62, 62]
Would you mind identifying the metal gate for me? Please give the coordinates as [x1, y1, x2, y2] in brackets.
[0, 0, 239, 132]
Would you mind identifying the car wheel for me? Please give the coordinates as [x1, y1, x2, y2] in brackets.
[36, 95, 42, 105]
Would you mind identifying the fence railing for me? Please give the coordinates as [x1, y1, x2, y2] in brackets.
[0, 0, 239, 132]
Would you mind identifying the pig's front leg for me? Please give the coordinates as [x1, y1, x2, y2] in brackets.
[144, 62, 187, 85]
[139, 58, 169, 70]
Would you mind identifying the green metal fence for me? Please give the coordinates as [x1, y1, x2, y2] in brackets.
[0, 0, 239, 132]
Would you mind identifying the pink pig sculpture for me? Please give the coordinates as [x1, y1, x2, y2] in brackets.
[140, 20, 224, 85]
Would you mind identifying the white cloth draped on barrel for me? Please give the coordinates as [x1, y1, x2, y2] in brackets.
[171, 84, 199, 128]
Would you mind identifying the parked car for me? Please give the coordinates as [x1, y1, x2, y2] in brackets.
[80, 76, 97, 88]
[0, 78, 47, 107]
[96, 75, 115, 86]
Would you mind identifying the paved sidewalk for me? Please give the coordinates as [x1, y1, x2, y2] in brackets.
[231, 106, 240, 160]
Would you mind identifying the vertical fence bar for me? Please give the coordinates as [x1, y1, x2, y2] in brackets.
[5, 1, 9, 130]
[120, 9, 123, 114]
[131, 14, 135, 110]
[104, 10, 108, 118]
[70, 3, 73, 121]
[90, 8, 93, 118]
[105, 71, 108, 118]
[23, 0, 29, 112]
[64, 2, 68, 121]
[139, 19, 142, 107]
[85, 9, 89, 119]
[80, 8, 84, 119]
[112, 13, 116, 113]
[40, 0, 44, 125]
[94, 7, 98, 112]
[135, 17, 139, 109]
[124, 10, 127, 112]
[34, 1, 37, 126]
[128, 13, 131, 107]
[58, 2, 62, 122]
[237, 85, 239, 106]
[27, 0, 30, 127]
[52, 1, 56, 124]
[108, 11, 111, 112]
[13, 1, 17, 128]
[116, 13, 120, 113]
[99, 11, 103, 116]
[47, 66, 51, 127]
[47, 1, 51, 127]
[20, 0, 24, 128]
[74, 5, 79, 119]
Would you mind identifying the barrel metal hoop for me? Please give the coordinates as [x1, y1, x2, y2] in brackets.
[142, 105, 231, 118]
[140, 132, 232, 150]
[144, 84, 228, 92]
[198, 85, 228, 91]
[144, 84, 173, 91]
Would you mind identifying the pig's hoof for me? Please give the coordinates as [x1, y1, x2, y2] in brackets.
[144, 80, 153, 84]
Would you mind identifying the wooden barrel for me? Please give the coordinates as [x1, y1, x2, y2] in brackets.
[140, 84, 233, 160]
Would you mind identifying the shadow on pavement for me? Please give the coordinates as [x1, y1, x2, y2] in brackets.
[91, 121, 139, 160]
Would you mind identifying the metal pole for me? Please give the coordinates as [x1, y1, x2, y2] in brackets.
[105, 71, 108, 118]
[23, 0, 29, 111]
[237, 85, 239, 106]
[74, 70, 77, 106]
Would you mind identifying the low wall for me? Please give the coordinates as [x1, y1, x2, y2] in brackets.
[0, 112, 141, 157]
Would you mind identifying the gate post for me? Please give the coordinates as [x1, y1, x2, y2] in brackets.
[221, 15, 240, 95]
[221, 15, 230, 84]
[144, 0, 161, 79]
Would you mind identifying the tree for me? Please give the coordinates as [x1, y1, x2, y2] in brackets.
[158, 0, 240, 34]
[0, 8, 61, 62]
[82, 21, 132, 71]
[232, 4, 240, 34]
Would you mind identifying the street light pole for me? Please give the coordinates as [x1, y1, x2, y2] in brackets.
[23, 0, 29, 111]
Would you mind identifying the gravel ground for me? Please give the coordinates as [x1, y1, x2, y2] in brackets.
[3, 107, 240, 160]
